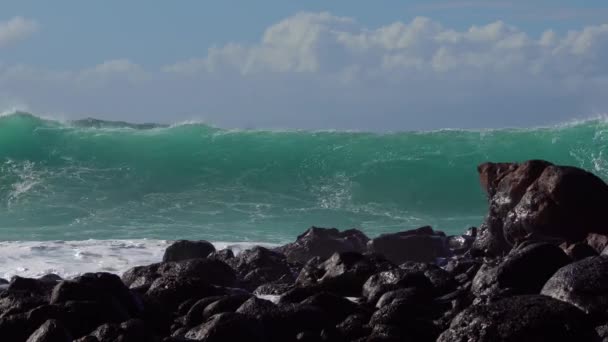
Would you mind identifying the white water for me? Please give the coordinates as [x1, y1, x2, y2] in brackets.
[0, 239, 278, 280]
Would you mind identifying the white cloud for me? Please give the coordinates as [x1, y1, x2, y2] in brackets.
[3, 12, 608, 130]
[0, 17, 38, 48]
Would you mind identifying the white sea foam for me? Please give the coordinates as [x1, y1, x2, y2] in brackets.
[0, 239, 279, 280]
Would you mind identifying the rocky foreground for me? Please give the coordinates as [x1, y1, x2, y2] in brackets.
[3, 159, 608, 341]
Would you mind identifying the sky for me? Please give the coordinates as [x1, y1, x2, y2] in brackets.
[1, 0, 608, 130]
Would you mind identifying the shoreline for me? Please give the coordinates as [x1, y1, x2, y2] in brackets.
[2, 159, 608, 341]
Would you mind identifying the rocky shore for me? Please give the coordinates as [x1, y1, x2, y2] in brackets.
[2, 159, 608, 341]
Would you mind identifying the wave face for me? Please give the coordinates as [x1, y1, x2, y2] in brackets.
[1, 112, 607, 243]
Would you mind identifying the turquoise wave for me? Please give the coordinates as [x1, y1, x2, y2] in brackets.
[1, 112, 607, 242]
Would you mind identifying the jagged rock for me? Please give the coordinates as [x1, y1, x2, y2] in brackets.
[296, 252, 394, 297]
[276, 227, 370, 264]
[474, 160, 608, 256]
[368, 226, 448, 264]
[473, 160, 551, 256]
[163, 240, 216, 262]
[472, 242, 570, 300]
[437, 295, 596, 341]
[542, 256, 608, 317]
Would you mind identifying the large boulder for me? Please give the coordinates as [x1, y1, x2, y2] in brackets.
[437, 295, 596, 341]
[295, 252, 394, 297]
[275, 227, 370, 264]
[541, 256, 608, 318]
[226, 246, 295, 290]
[367, 226, 448, 264]
[471, 242, 570, 300]
[162, 240, 216, 262]
[473, 160, 608, 256]
[122, 258, 236, 290]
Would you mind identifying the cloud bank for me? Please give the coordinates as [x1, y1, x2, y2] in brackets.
[2, 13, 608, 130]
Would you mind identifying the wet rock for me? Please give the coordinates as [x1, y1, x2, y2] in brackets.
[163, 240, 215, 262]
[26, 319, 72, 342]
[296, 252, 394, 297]
[276, 227, 370, 264]
[542, 256, 608, 317]
[368, 226, 448, 264]
[437, 295, 596, 341]
[472, 242, 570, 300]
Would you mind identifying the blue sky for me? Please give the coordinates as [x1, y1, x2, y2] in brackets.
[1, 1, 608, 130]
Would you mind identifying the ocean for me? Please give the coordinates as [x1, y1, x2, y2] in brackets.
[1, 111, 607, 278]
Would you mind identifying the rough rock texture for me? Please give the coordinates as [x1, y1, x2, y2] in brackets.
[541, 256, 608, 317]
[367, 226, 449, 264]
[296, 252, 394, 297]
[184, 312, 266, 342]
[122, 258, 236, 290]
[437, 295, 596, 342]
[26, 319, 72, 342]
[473, 160, 608, 256]
[275, 227, 370, 264]
[471, 242, 570, 300]
[225, 246, 295, 290]
[162, 240, 216, 262]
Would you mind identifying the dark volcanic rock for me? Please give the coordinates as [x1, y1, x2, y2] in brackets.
[227, 246, 294, 290]
[162, 240, 216, 262]
[122, 258, 236, 290]
[474, 160, 608, 256]
[276, 227, 370, 264]
[472, 242, 570, 300]
[300, 292, 363, 325]
[145, 276, 225, 312]
[296, 252, 394, 297]
[563, 242, 598, 260]
[202, 294, 252, 319]
[437, 295, 596, 341]
[254, 282, 294, 296]
[362, 268, 433, 305]
[26, 319, 72, 342]
[541, 256, 608, 317]
[51, 272, 139, 314]
[185, 312, 266, 342]
[473, 160, 551, 256]
[367, 226, 448, 264]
